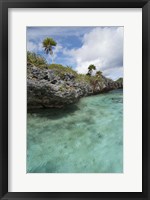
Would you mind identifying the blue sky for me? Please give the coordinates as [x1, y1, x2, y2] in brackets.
[27, 26, 123, 80]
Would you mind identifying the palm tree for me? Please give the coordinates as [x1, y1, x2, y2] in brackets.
[42, 37, 57, 63]
[86, 64, 96, 76]
[96, 70, 102, 78]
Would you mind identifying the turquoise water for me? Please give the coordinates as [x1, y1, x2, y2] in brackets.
[27, 89, 123, 173]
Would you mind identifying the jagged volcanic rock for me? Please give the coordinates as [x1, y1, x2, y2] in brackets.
[27, 65, 123, 109]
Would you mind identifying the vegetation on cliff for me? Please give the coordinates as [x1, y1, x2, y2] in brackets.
[27, 50, 123, 108]
[27, 51, 47, 68]
[27, 51, 108, 85]
[116, 77, 123, 83]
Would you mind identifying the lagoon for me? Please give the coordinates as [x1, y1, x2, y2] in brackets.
[27, 89, 123, 173]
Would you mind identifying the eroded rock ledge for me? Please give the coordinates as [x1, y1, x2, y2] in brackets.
[27, 65, 123, 109]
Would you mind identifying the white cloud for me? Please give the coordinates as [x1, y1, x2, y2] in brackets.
[53, 44, 62, 59]
[64, 27, 123, 80]
[27, 41, 43, 52]
[27, 41, 37, 52]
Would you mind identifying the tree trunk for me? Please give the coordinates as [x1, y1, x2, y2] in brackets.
[51, 55, 54, 64]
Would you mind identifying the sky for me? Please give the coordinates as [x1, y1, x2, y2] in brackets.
[27, 26, 123, 80]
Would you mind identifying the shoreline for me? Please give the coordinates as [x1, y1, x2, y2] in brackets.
[27, 89, 123, 111]
[27, 64, 123, 109]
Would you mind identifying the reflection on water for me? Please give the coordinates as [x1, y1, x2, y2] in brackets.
[27, 89, 123, 173]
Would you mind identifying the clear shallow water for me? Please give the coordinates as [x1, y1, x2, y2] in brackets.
[27, 89, 123, 173]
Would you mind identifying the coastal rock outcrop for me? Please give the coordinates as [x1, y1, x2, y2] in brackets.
[27, 64, 123, 109]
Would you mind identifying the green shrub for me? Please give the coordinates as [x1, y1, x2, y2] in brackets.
[48, 64, 78, 78]
[116, 78, 123, 83]
[76, 73, 101, 83]
[27, 51, 47, 68]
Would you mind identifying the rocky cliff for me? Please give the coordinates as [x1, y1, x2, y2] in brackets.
[27, 64, 123, 109]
